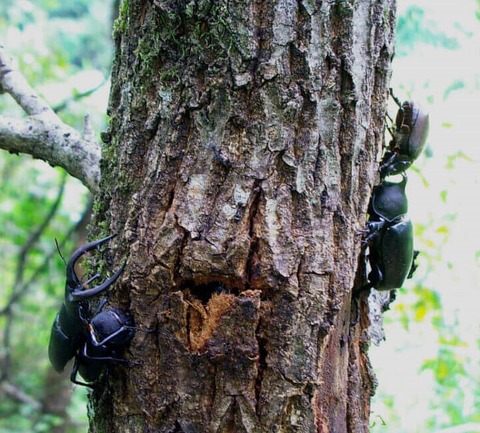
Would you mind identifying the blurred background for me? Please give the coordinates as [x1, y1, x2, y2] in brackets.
[370, 1, 480, 432]
[0, 1, 478, 432]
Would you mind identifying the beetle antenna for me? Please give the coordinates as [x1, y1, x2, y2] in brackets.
[55, 239, 67, 266]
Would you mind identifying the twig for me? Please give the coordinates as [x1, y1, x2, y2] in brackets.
[53, 80, 107, 113]
[0, 176, 66, 314]
[0, 48, 53, 117]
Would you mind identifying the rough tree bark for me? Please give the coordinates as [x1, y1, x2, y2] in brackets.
[88, 0, 396, 432]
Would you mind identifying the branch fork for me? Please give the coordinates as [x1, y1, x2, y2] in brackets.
[0, 46, 101, 192]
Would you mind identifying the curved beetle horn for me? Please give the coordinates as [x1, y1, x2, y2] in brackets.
[66, 234, 124, 300]
[71, 263, 125, 301]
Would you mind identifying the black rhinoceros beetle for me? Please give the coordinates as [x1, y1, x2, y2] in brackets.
[364, 176, 415, 291]
[48, 235, 135, 387]
[380, 90, 429, 178]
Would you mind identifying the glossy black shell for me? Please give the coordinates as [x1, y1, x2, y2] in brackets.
[369, 177, 408, 223]
[91, 309, 135, 346]
[368, 219, 414, 291]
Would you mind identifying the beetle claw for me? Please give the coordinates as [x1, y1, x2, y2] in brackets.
[356, 228, 369, 236]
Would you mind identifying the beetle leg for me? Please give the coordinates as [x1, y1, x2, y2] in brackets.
[385, 112, 398, 141]
[367, 264, 383, 289]
[360, 220, 387, 245]
[70, 358, 95, 389]
[81, 343, 136, 366]
[356, 228, 371, 248]
[93, 297, 109, 316]
[88, 324, 133, 347]
[407, 250, 420, 279]
[386, 125, 395, 140]
[364, 221, 385, 242]
[389, 88, 403, 108]
[385, 111, 394, 124]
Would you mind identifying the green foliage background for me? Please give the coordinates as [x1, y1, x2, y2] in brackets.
[0, 1, 113, 432]
[0, 1, 479, 432]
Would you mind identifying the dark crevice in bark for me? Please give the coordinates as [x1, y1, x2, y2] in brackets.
[254, 317, 268, 416]
[252, 0, 274, 76]
[173, 420, 185, 433]
[296, 252, 305, 291]
[340, 58, 356, 108]
[245, 181, 263, 291]
[166, 186, 176, 214]
[187, 281, 226, 302]
[172, 219, 190, 288]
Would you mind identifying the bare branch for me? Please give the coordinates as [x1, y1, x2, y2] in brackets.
[0, 46, 101, 192]
[0, 114, 100, 191]
[0, 175, 66, 316]
[0, 200, 92, 316]
[0, 49, 54, 117]
[0, 381, 42, 410]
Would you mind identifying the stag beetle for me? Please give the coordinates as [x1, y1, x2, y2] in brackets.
[48, 234, 135, 387]
[363, 176, 415, 291]
[380, 90, 429, 178]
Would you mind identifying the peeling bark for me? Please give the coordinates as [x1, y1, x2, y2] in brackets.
[91, 1, 396, 432]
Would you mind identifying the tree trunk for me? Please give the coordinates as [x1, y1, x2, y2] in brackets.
[92, 1, 396, 432]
